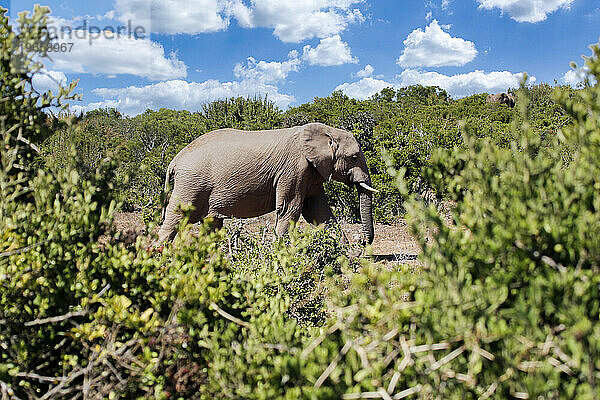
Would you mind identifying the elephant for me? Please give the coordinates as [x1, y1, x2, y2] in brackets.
[486, 92, 515, 107]
[156, 122, 377, 245]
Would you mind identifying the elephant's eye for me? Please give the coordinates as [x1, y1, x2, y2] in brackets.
[351, 155, 358, 161]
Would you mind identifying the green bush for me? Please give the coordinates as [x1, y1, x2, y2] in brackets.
[201, 96, 283, 131]
[402, 61, 599, 397]
[0, 5, 78, 178]
[0, 12, 356, 396]
[227, 221, 358, 327]
[293, 47, 600, 399]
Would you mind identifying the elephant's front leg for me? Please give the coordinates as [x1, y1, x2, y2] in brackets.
[274, 191, 303, 237]
[302, 186, 349, 244]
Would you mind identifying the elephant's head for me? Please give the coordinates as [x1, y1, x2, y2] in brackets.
[300, 123, 376, 244]
[503, 93, 515, 107]
[487, 93, 515, 107]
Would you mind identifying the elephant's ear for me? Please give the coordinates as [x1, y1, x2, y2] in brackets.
[300, 124, 338, 181]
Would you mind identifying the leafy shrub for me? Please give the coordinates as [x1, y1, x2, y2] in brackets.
[229, 46, 598, 400]
[400, 60, 599, 397]
[0, 5, 77, 178]
[201, 96, 283, 131]
[298, 47, 600, 399]
[227, 221, 357, 326]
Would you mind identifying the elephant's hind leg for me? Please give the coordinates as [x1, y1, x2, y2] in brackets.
[156, 190, 210, 243]
[157, 195, 184, 244]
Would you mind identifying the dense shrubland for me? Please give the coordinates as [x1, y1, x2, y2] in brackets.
[40, 62, 576, 224]
[2, 6, 599, 399]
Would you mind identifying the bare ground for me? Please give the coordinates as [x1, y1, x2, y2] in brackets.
[111, 212, 424, 268]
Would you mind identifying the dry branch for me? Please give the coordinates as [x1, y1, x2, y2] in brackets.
[428, 345, 465, 371]
[301, 321, 342, 359]
[210, 302, 250, 328]
[315, 340, 352, 389]
[393, 385, 422, 400]
[342, 391, 384, 399]
[0, 238, 50, 258]
[24, 310, 87, 327]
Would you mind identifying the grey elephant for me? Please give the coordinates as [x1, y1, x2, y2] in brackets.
[486, 92, 515, 107]
[156, 122, 378, 244]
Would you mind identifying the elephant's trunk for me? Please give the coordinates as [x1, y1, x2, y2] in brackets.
[357, 185, 374, 245]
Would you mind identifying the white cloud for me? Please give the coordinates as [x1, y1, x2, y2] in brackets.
[101, 10, 117, 20]
[32, 69, 68, 93]
[562, 66, 595, 87]
[562, 68, 585, 87]
[302, 35, 358, 66]
[442, 0, 450, 10]
[397, 69, 534, 98]
[355, 64, 374, 78]
[89, 79, 295, 115]
[86, 54, 301, 115]
[113, 0, 364, 42]
[335, 77, 392, 100]
[397, 20, 477, 67]
[48, 30, 187, 80]
[115, 0, 230, 34]
[233, 55, 301, 84]
[477, 0, 573, 23]
[336, 68, 536, 100]
[226, 0, 364, 43]
[69, 104, 87, 115]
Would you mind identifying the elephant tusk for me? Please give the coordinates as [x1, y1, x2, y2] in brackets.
[358, 182, 379, 193]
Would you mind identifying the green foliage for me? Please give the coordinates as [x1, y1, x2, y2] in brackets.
[0, 172, 353, 399]
[392, 85, 450, 107]
[0, 19, 356, 395]
[388, 47, 599, 398]
[0, 5, 78, 178]
[228, 222, 356, 326]
[514, 82, 575, 144]
[201, 96, 283, 131]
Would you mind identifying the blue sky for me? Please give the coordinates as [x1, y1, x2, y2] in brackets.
[4, 0, 599, 115]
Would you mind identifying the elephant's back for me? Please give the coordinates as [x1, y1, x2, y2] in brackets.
[171, 126, 300, 179]
[177, 127, 295, 156]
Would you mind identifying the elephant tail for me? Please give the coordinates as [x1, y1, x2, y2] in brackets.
[160, 162, 175, 223]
